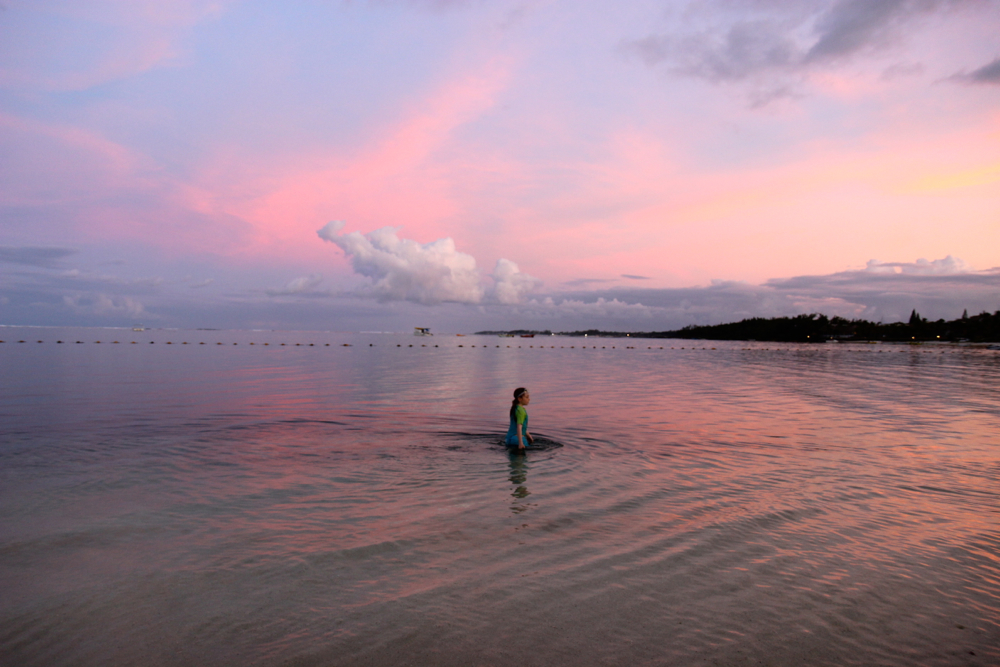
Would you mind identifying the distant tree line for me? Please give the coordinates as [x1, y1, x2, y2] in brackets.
[551, 310, 1000, 343]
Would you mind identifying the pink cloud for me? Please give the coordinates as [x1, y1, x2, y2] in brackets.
[0, 112, 139, 206]
[0, 111, 255, 254]
[489, 107, 1000, 287]
[190, 59, 515, 263]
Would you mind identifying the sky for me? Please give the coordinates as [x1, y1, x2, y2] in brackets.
[1, 0, 999, 333]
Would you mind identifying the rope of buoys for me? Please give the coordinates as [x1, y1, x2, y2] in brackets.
[5, 339, 976, 351]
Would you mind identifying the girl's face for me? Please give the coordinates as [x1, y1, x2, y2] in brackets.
[519, 391, 530, 406]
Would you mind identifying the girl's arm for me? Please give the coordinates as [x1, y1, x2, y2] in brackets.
[516, 422, 526, 449]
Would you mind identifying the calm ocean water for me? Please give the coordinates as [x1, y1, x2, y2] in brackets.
[1, 326, 998, 666]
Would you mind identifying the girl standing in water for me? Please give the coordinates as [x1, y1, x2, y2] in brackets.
[505, 387, 534, 450]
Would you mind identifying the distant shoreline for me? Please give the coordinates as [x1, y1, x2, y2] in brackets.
[478, 310, 1000, 344]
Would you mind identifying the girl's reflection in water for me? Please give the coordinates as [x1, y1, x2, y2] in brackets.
[507, 449, 532, 514]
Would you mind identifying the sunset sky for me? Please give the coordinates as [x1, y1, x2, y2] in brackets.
[2, 0, 999, 332]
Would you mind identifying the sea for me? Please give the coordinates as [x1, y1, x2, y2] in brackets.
[1, 326, 998, 666]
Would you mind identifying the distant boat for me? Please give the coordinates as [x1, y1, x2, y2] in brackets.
[132, 324, 145, 332]
[414, 327, 433, 336]
[498, 333, 514, 338]
[520, 334, 535, 338]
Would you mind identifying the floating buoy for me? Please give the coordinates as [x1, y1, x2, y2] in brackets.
[57, 340, 64, 344]
[343, 343, 351, 347]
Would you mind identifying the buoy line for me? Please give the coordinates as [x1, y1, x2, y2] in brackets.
[0, 339, 983, 353]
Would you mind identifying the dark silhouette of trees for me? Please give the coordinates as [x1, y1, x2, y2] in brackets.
[554, 310, 1000, 342]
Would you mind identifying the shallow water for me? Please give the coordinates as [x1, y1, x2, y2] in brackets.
[1, 327, 999, 666]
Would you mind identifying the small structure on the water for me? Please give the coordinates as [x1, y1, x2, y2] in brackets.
[414, 327, 433, 336]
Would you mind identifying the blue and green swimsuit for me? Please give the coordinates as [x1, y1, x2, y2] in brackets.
[505, 404, 529, 448]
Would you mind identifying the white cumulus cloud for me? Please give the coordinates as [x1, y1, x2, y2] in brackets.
[492, 258, 543, 305]
[318, 221, 539, 305]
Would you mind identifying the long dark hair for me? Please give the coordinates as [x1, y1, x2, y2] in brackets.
[510, 387, 527, 419]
